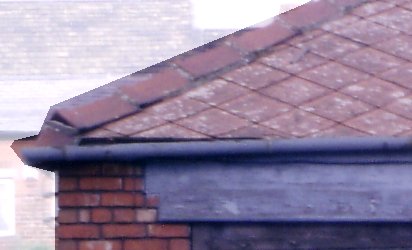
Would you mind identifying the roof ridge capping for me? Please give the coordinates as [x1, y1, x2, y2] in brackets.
[18, 0, 370, 148]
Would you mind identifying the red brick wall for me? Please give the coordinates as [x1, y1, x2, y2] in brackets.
[57, 164, 190, 250]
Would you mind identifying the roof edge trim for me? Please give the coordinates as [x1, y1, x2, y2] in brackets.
[21, 137, 412, 170]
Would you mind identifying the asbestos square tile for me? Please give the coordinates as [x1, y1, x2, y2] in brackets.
[261, 109, 335, 138]
[146, 95, 209, 121]
[260, 46, 327, 74]
[295, 33, 363, 60]
[333, 20, 400, 45]
[379, 63, 412, 90]
[340, 48, 404, 74]
[219, 124, 284, 139]
[352, 1, 396, 17]
[222, 62, 290, 90]
[321, 15, 361, 32]
[370, 7, 412, 35]
[301, 92, 372, 122]
[176, 108, 249, 136]
[300, 62, 370, 90]
[221, 93, 292, 122]
[384, 95, 412, 120]
[345, 110, 412, 135]
[376, 35, 412, 61]
[184, 79, 248, 106]
[131, 123, 208, 139]
[104, 111, 167, 136]
[342, 78, 408, 107]
[309, 124, 369, 138]
[260, 77, 329, 106]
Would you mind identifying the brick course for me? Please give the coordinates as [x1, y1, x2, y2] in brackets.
[57, 164, 190, 250]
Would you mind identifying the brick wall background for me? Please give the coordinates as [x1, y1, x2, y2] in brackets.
[57, 164, 190, 250]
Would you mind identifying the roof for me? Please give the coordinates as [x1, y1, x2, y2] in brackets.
[13, 0, 412, 155]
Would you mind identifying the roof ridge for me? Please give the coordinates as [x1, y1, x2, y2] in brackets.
[27, 0, 371, 146]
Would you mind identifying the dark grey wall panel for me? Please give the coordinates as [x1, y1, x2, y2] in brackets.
[146, 162, 412, 222]
[192, 223, 412, 250]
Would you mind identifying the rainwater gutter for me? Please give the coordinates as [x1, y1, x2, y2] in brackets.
[21, 137, 412, 169]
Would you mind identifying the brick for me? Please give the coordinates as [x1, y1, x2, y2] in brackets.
[101, 193, 135, 206]
[101, 164, 135, 176]
[92, 208, 112, 223]
[59, 193, 100, 207]
[135, 193, 146, 207]
[148, 224, 190, 238]
[79, 241, 121, 250]
[58, 240, 77, 250]
[58, 225, 99, 239]
[102, 224, 145, 238]
[59, 166, 102, 177]
[146, 195, 160, 208]
[124, 239, 168, 250]
[79, 177, 122, 191]
[58, 209, 77, 224]
[123, 177, 144, 191]
[79, 209, 90, 223]
[174, 43, 242, 78]
[120, 67, 189, 105]
[136, 209, 157, 222]
[170, 239, 190, 250]
[59, 177, 78, 191]
[113, 208, 136, 223]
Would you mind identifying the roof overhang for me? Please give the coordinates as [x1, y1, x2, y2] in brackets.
[20, 137, 412, 171]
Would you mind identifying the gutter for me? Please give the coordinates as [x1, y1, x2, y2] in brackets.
[21, 137, 412, 169]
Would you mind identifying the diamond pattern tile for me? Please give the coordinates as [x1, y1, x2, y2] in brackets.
[219, 124, 284, 139]
[262, 109, 335, 138]
[104, 111, 166, 136]
[184, 79, 249, 106]
[131, 123, 208, 139]
[301, 92, 372, 122]
[146, 95, 209, 121]
[384, 94, 412, 120]
[340, 48, 404, 74]
[222, 62, 290, 90]
[260, 46, 327, 74]
[345, 110, 412, 135]
[300, 62, 370, 90]
[376, 35, 412, 61]
[260, 77, 329, 106]
[309, 125, 369, 138]
[333, 20, 400, 45]
[352, 1, 395, 17]
[176, 108, 249, 136]
[342, 78, 408, 107]
[370, 7, 412, 35]
[379, 63, 412, 90]
[221, 93, 292, 122]
[295, 33, 363, 60]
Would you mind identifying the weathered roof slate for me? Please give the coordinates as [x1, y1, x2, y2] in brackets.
[14, 0, 412, 149]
